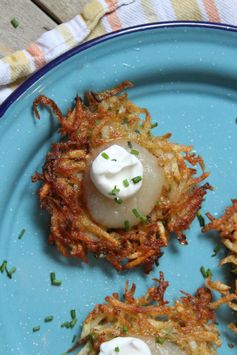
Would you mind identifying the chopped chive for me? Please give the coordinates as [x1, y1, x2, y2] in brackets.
[10, 18, 19, 28]
[70, 318, 78, 328]
[122, 325, 128, 333]
[132, 208, 147, 223]
[44, 315, 54, 322]
[0, 260, 7, 273]
[50, 272, 62, 286]
[131, 176, 142, 184]
[127, 141, 133, 149]
[151, 122, 158, 129]
[200, 266, 212, 279]
[111, 159, 117, 162]
[33, 325, 40, 332]
[95, 120, 101, 125]
[72, 335, 77, 343]
[6, 267, 16, 279]
[134, 129, 141, 134]
[18, 228, 26, 239]
[70, 309, 76, 319]
[114, 347, 120, 352]
[124, 221, 130, 231]
[50, 272, 55, 283]
[130, 149, 139, 156]
[123, 179, 129, 188]
[101, 152, 109, 160]
[155, 337, 166, 345]
[197, 211, 205, 227]
[108, 185, 120, 196]
[61, 321, 71, 328]
[235, 118, 237, 124]
[212, 244, 221, 257]
[114, 197, 123, 204]
[52, 279, 62, 286]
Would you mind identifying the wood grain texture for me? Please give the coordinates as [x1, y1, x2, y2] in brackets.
[0, 0, 56, 55]
[33, 0, 88, 23]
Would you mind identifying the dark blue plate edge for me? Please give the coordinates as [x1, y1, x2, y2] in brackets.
[1, 20, 237, 118]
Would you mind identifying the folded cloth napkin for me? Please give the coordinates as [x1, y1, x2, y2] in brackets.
[0, 0, 234, 105]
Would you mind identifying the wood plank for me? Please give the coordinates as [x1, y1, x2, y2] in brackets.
[0, 0, 56, 55]
[33, 0, 88, 23]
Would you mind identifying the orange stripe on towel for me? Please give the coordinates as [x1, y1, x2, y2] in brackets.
[27, 43, 46, 69]
[203, 0, 220, 22]
[105, 0, 123, 31]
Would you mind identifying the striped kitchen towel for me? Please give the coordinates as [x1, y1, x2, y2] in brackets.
[0, 0, 235, 105]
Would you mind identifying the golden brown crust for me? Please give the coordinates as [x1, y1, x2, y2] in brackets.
[32, 82, 210, 272]
[203, 200, 237, 329]
[70, 273, 220, 354]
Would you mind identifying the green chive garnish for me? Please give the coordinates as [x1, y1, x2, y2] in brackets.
[61, 321, 71, 328]
[212, 244, 221, 257]
[123, 179, 129, 188]
[151, 122, 158, 129]
[114, 347, 120, 353]
[124, 221, 130, 231]
[127, 141, 133, 149]
[131, 176, 142, 184]
[114, 197, 123, 204]
[33, 326, 40, 332]
[197, 211, 205, 227]
[52, 279, 62, 286]
[6, 267, 16, 279]
[44, 315, 54, 322]
[101, 152, 109, 160]
[109, 186, 120, 196]
[72, 335, 77, 343]
[10, 18, 19, 28]
[0, 260, 7, 273]
[18, 228, 26, 240]
[235, 118, 237, 124]
[111, 159, 117, 162]
[122, 325, 128, 333]
[70, 309, 76, 319]
[155, 337, 166, 345]
[130, 149, 139, 156]
[132, 208, 147, 223]
[200, 266, 212, 279]
[70, 318, 78, 328]
[50, 272, 62, 286]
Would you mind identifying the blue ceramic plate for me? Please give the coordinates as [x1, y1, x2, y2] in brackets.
[0, 22, 237, 355]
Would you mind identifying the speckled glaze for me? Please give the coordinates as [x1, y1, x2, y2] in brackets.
[0, 23, 237, 354]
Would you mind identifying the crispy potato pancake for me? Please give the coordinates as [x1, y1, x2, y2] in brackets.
[203, 200, 237, 333]
[32, 81, 211, 272]
[69, 272, 220, 354]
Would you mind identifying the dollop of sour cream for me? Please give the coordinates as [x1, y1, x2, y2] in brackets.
[99, 337, 151, 355]
[90, 144, 143, 200]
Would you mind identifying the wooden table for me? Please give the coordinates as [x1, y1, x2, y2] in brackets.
[0, 0, 88, 57]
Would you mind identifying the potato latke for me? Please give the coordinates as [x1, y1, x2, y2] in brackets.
[70, 272, 220, 354]
[32, 81, 211, 272]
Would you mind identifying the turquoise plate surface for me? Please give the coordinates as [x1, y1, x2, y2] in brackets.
[0, 23, 237, 354]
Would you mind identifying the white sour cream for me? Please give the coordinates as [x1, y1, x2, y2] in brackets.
[90, 144, 143, 200]
[99, 337, 151, 355]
